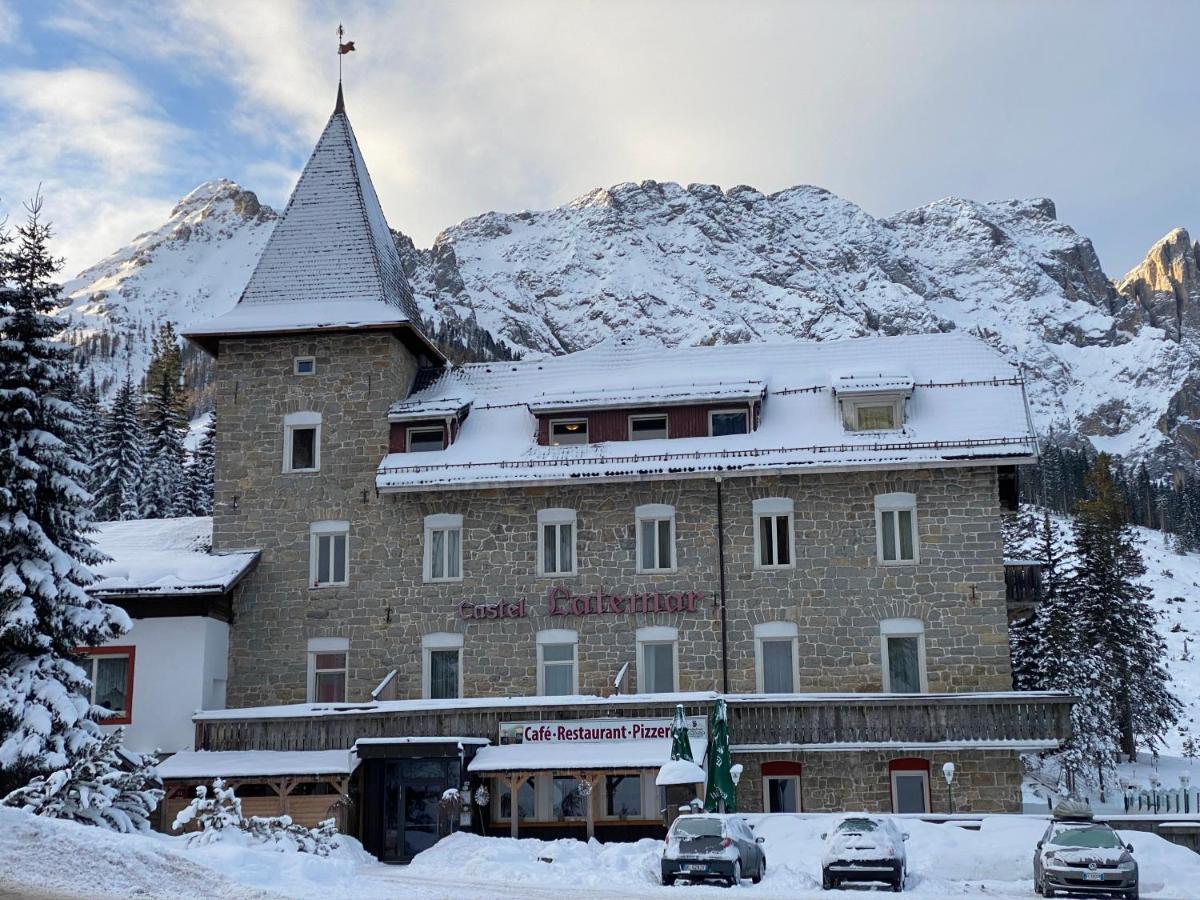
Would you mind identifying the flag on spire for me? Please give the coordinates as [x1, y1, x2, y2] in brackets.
[337, 24, 355, 56]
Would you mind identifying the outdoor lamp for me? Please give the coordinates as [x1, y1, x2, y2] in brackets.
[942, 761, 956, 814]
[730, 764, 743, 787]
[1181, 774, 1191, 789]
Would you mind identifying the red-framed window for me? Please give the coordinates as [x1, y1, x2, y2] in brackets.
[76, 646, 135, 725]
[888, 757, 930, 814]
[762, 761, 803, 813]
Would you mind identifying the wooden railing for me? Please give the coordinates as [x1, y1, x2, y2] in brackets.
[195, 692, 1072, 754]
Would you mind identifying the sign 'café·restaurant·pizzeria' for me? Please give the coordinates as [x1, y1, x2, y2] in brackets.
[156, 83, 1075, 862]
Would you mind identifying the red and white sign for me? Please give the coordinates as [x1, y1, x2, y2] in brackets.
[499, 716, 706, 746]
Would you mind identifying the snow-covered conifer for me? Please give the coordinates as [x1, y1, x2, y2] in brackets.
[1, 727, 162, 832]
[182, 413, 215, 516]
[0, 197, 129, 796]
[141, 368, 188, 519]
[172, 777, 243, 843]
[92, 375, 145, 521]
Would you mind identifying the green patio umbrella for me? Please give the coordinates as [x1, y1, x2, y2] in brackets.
[704, 698, 737, 813]
[669, 705, 694, 762]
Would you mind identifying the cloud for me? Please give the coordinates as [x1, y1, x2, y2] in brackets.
[0, 65, 183, 274]
[0, 1, 18, 44]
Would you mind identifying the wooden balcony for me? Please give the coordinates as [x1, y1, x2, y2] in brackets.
[194, 691, 1072, 754]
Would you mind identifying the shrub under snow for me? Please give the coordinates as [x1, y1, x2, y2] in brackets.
[1, 727, 162, 832]
[173, 778, 343, 856]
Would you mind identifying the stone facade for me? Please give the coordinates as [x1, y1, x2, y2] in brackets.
[212, 330, 1012, 708]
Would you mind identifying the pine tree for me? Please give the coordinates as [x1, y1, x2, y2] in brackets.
[1069, 454, 1179, 759]
[182, 413, 215, 516]
[93, 376, 145, 522]
[2, 727, 162, 832]
[140, 366, 187, 519]
[0, 196, 129, 796]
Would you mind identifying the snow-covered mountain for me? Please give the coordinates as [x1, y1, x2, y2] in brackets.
[59, 177, 1200, 469]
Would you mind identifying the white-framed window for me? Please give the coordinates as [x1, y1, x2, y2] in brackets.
[762, 767, 802, 813]
[754, 621, 799, 693]
[309, 521, 349, 587]
[306, 637, 348, 702]
[890, 764, 931, 814]
[79, 648, 134, 722]
[708, 408, 749, 436]
[283, 411, 321, 473]
[753, 497, 795, 569]
[423, 513, 463, 582]
[549, 419, 589, 446]
[293, 356, 316, 375]
[875, 492, 919, 564]
[537, 508, 577, 576]
[636, 625, 678, 693]
[880, 618, 927, 693]
[537, 629, 578, 696]
[422, 632, 463, 700]
[407, 426, 445, 452]
[634, 503, 676, 573]
[628, 413, 668, 441]
[842, 396, 904, 432]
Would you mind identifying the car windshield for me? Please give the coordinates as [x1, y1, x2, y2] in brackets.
[1048, 825, 1122, 849]
[673, 818, 723, 839]
[837, 818, 880, 833]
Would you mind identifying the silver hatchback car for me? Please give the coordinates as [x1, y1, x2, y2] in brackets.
[1034, 818, 1138, 899]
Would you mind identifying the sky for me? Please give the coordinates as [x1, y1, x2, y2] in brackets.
[1, 0, 1197, 280]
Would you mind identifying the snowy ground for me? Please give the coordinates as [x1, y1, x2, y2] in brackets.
[4, 807, 1200, 899]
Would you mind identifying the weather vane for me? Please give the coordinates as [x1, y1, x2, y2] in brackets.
[337, 23, 356, 85]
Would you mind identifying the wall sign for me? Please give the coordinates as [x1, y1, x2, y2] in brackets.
[498, 716, 707, 746]
[458, 585, 705, 620]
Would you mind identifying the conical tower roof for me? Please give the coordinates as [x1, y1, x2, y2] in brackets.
[186, 88, 436, 358]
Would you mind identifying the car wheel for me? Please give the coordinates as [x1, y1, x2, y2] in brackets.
[1125, 890, 1139, 900]
[727, 860, 741, 887]
[661, 875, 674, 886]
[1040, 881, 1055, 898]
[892, 869, 903, 892]
[752, 857, 764, 885]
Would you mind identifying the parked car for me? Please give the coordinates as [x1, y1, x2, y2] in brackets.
[660, 813, 766, 887]
[820, 815, 908, 892]
[1033, 818, 1138, 899]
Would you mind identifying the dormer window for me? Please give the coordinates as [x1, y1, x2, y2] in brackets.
[407, 426, 445, 452]
[848, 401, 899, 432]
[629, 414, 668, 441]
[550, 419, 589, 446]
[709, 409, 749, 436]
[834, 374, 913, 433]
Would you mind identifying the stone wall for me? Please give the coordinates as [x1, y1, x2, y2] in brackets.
[210, 330, 1012, 708]
[736, 749, 1024, 814]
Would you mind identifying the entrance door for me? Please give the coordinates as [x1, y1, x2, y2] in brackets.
[382, 758, 456, 862]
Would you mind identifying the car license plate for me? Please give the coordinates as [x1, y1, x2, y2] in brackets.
[683, 864, 707, 873]
[1083, 872, 1104, 881]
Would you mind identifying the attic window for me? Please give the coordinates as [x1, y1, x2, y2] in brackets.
[294, 357, 316, 375]
[550, 419, 589, 446]
[629, 414, 668, 441]
[842, 397, 904, 432]
[408, 427, 445, 452]
[709, 409, 749, 436]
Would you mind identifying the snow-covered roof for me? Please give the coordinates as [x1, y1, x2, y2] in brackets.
[387, 397, 472, 422]
[183, 88, 434, 356]
[88, 517, 259, 598]
[526, 380, 766, 414]
[831, 373, 915, 396]
[157, 749, 358, 779]
[376, 333, 1037, 492]
[468, 736, 706, 772]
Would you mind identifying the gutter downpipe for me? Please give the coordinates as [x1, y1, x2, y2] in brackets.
[715, 476, 729, 694]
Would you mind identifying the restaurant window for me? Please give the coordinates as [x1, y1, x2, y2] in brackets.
[636, 626, 678, 693]
[881, 618, 926, 694]
[553, 775, 586, 818]
[762, 761, 802, 813]
[283, 411, 320, 473]
[875, 492, 918, 564]
[889, 758, 930, 814]
[537, 508, 577, 576]
[754, 622, 798, 693]
[306, 637, 348, 703]
[309, 521, 349, 587]
[605, 774, 642, 819]
[407, 426, 445, 452]
[423, 513, 463, 582]
[79, 647, 134, 723]
[709, 408, 749, 436]
[497, 779, 536, 820]
[628, 413, 668, 441]
[293, 356, 315, 375]
[635, 503, 675, 573]
[537, 629, 578, 696]
[422, 633, 463, 700]
[549, 419, 589, 446]
[753, 497, 794, 569]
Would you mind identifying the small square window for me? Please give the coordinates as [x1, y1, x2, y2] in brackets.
[550, 419, 589, 446]
[709, 410, 749, 436]
[408, 427, 445, 453]
[629, 414, 668, 441]
[294, 357, 316, 375]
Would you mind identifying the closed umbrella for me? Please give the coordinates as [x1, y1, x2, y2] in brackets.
[704, 698, 737, 813]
